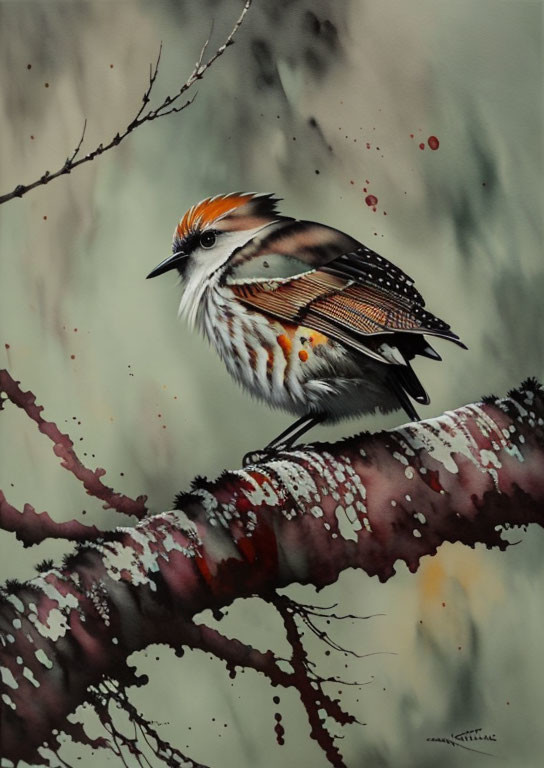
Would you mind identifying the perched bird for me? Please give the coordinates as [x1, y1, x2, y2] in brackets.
[147, 193, 465, 462]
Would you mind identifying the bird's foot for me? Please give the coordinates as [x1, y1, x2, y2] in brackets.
[242, 443, 289, 468]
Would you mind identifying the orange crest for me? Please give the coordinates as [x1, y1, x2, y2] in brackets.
[176, 193, 257, 240]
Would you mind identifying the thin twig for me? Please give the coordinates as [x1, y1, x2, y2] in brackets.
[0, 0, 252, 206]
[0, 488, 104, 547]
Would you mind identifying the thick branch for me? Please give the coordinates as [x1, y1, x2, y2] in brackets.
[0, 0, 252, 206]
[1, 379, 544, 762]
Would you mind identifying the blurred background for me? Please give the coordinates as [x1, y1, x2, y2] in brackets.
[0, 0, 542, 765]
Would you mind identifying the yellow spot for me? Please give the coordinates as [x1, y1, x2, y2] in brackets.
[298, 349, 309, 362]
[419, 559, 446, 604]
[300, 327, 328, 347]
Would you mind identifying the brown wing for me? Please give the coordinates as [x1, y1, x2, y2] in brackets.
[227, 218, 465, 364]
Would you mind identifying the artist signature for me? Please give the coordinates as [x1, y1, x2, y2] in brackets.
[427, 728, 497, 756]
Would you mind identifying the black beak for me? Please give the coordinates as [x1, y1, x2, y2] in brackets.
[146, 251, 187, 279]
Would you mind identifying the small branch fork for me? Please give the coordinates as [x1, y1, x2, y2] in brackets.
[56, 606, 372, 768]
[0, 368, 147, 545]
[0, 0, 252, 206]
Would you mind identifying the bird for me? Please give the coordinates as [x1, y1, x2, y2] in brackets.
[147, 192, 466, 464]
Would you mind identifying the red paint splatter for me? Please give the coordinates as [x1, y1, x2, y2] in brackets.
[363, 187, 367, 193]
[237, 537, 256, 563]
[70, 354, 75, 360]
[349, 180, 354, 185]
[365, 194, 378, 208]
[427, 470, 443, 493]
[419, 143, 425, 150]
[366, 142, 371, 149]
[5, 343, 10, 350]
[365, 179, 370, 184]
[236, 495, 252, 515]
[428, 136, 440, 150]
[409, 133, 414, 139]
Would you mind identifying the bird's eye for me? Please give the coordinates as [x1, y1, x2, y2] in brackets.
[199, 231, 217, 249]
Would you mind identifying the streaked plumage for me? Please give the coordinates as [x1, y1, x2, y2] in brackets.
[147, 193, 466, 458]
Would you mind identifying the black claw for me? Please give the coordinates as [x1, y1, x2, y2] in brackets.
[242, 444, 288, 467]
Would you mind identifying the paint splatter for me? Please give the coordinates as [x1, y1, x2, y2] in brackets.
[274, 711, 285, 746]
[428, 136, 440, 150]
[419, 143, 425, 150]
[365, 195, 378, 209]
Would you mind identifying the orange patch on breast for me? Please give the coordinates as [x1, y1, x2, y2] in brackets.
[276, 333, 292, 359]
[298, 349, 309, 362]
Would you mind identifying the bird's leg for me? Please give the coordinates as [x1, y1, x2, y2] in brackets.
[242, 414, 324, 467]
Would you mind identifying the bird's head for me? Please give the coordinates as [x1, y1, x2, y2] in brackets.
[146, 192, 283, 282]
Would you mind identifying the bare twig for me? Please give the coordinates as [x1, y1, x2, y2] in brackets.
[0, 488, 103, 547]
[0, 368, 148, 522]
[272, 595, 350, 767]
[0, 0, 252, 206]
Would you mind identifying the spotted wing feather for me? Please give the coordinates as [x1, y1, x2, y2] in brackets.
[227, 219, 466, 364]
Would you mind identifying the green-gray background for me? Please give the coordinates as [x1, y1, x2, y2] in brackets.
[0, 1, 542, 766]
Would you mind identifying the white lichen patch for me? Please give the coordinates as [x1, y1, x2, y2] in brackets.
[334, 504, 362, 541]
[1, 693, 16, 709]
[235, 470, 280, 507]
[267, 459, 318, 505]
[33, 608, 68, 642]
[397, 402, 526, 487]
[22, 666, 39, 688]
[0, 666, 18, 689]
[35, 649, 53, 669]
[413, 529, 422, 538]
[413, 511, 427, 525]
[4, 594, 24, 613]
[32, 575, 80, 613]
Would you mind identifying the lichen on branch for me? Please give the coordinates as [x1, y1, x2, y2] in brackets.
[1, 378, 543, 765]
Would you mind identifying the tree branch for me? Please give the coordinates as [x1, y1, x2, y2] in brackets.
[1, 378, 544, 764]
[0, 0, 252, 206]
[0, 368, 148, 526]
[0, 489, 103, 547]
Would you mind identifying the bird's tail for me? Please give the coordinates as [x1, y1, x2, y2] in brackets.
[387, 362, 429, 422]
